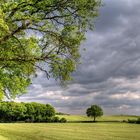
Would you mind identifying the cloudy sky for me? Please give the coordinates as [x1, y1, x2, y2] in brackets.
[16, 0, 140, 115]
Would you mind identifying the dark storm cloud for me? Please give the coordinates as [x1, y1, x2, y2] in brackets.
[16, 0, 140, 115]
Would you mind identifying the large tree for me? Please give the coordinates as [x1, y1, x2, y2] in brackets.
[86, 105, 103, 122]
[0, 0, 101, 99]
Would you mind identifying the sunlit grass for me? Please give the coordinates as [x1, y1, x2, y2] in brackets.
[57, 115, 139, 122]
[0, 123, 140, 140]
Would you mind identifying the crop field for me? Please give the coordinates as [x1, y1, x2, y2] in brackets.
[0, 122, 140, 140]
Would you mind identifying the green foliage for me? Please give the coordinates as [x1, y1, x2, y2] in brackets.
[50, 116, 67, 123]
[56, 112, 70, 115]
[51, 116, 60, 122]
[128, 118, 140, 124]
[86, 105, 103, 121]
[0, 101, 55, 122]
[0, 0, 101, 98]
[137, 118, 140, 124]
[0, 101, 27, 121]
[59, 117, 67, 123]
[45, 104, 55, 117]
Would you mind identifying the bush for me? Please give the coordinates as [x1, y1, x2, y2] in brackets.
[136, 118, 140, 124]
[128, 118, 140, 124]
[60, 118, 67, 123]
[122, 120, 127, 123]
[52, 116, 60, 122]
[128, 119, 137, 123]
[50, 117, 67, 123]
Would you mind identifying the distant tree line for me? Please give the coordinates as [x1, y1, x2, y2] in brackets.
[56, 112, 70, 115]
[0, 102, 66, 123]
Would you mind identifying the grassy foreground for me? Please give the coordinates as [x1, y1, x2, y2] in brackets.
[0, 123, 140, 140]
[0, 115, 139, 140]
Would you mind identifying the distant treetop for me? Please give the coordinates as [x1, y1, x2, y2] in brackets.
[86, 104, 103, 121]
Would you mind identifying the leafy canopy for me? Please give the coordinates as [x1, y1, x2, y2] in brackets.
[0, 101, 55, 122]
[86, 105, 103, 121]
[0, 0, 101, 99]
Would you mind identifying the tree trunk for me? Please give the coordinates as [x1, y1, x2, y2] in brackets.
[93, 116, 96, 122]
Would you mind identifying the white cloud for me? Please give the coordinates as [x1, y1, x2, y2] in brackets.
[111, 92, 140, 100]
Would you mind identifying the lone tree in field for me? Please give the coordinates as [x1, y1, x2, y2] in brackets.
[86, 105, 103, 122]
[0, 0, 101, 99]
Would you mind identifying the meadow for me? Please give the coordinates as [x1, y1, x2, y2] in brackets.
[0, 115, 139, 140]
[57, 115, 139, 122]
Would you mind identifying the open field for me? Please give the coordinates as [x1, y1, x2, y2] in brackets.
[57, 115, 139, 122]
[0, 123, 140, 140]
[0, 115, 139, 140]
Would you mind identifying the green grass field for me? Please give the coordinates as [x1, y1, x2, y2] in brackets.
[0, 115, 139, 140]
[0, 123, 140, 140]
[57, 115, 139, 122]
